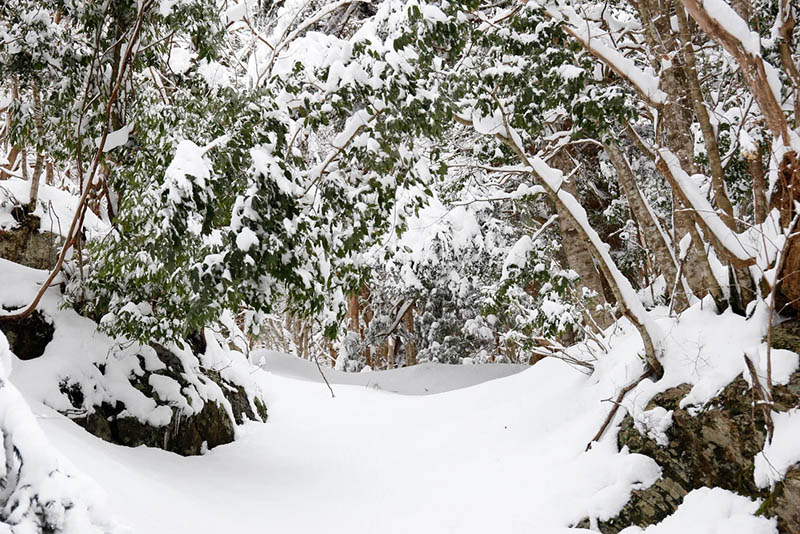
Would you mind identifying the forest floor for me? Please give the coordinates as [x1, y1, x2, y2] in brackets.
[16, 303, 793, 534]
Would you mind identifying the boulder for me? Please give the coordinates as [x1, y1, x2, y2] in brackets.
[597, 371, 800, 533]
[69, 343, 267, 456]
[0, 210, 59, 270]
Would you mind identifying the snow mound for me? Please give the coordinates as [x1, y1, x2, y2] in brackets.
[619, 487, 776, 534]
[0, 334, 121, 534]
[0, 178, 106, 237]
[754, 407, 800, 489]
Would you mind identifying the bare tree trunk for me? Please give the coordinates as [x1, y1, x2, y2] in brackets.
[28, 84, 44, 213]
[638, 0, 726, 309]
[749, 146, 769, 224]
[20, 148, 28, 181]
[347, 292, 360, 333]
[675, 4, 736, 230]
[362, 287, 373, 368]
[531, 160, 664, 376]
[1, 146, 19, 180]
[403, 303, 417, 366]
[681, 0, 790, 145]
[552, 152, 615, 329]
[45, 160, 54, 186]
[605, 141, 686, 310]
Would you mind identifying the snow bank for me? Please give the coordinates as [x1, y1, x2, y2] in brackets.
[9, 296, 780, 533]
[1, 258, 265, 442]
[256, 348, 528, 395]
[754, 407, 800, 489]
[0, 257, 788, 533]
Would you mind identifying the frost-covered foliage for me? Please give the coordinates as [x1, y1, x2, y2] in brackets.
[3, 0, 800, 375]
[351, 187, 587, 367]
[1, 0, 454, 344]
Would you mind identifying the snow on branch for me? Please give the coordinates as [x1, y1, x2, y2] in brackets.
[538, 2, 667, 108]
[527, 157, 664, 372]
[656, 149, 757, 267]
[680, 0, 790, 145]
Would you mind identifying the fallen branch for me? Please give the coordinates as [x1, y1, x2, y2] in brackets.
[585, 369, 652, 451]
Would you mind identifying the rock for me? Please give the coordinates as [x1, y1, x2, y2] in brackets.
[0, 211, 60, 270]
[598, 372, 800, 533]
[70, 343, 267, 456]
[0, 309, 54, 360]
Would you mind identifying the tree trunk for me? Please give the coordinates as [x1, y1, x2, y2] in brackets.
[1, 146, 19, 180]
[638, 0, 726, 309]
[403, 303, 417, 366]
[552, 152, 615, 329]
[45, 160, 54, 186]
[530, 158, 664, 376]
[27, 84, 44, 213]
[675, 4, 736, 230]
[604, 141, 685, 310]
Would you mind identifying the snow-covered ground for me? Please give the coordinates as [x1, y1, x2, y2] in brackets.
[256, 349, 529, 395]
[6, 297, 795, 533]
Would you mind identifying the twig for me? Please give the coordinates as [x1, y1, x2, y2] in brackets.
[743, 353, 775, 442]
[313, 353, 335, 398]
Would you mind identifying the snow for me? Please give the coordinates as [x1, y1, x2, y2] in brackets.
[619, 487, 775, 534]
[702, 0, 762, 56]
[530, 155, 665, 361]
[256, 349, 528, 395]
[502, 235, 534, 279]
[1, 284, 786, 533]
[168, 46, 194, 74]
[222, 2, 248, 24]
[754, 407, 800, 489]
[162, 140, 212, 204]
[0, 177, 106, 237]
[658, 149, 757, 264]
[235, 226, 259, 251]
[0, 258, 261, 434]
[541, 3, 667, 106]
[96, 124, 133, 152]
[0, 167, 789, 534]
[0, 342, 121, 533]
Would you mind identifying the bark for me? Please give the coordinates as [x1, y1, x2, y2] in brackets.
[749, 146, 768, 224]
[403, 303, 417, 366]
[480, 103, 663, 373]
[533, 159, 663, 376]
[27, 85, 44, 213]
[387, 337, 396, 369]
[777, 0, 800, 126]
[20, 148, 28, 181]
[730, 0, 750, 20]
[347, 292, 360, 334]
[776, 153, 800, 312]
[361, 286, 373, 368]
[1, 146, 19, 180]
[637, 0, 727, 308]
[45, 160, 54, 186]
